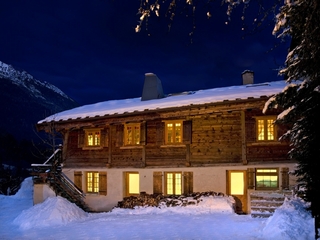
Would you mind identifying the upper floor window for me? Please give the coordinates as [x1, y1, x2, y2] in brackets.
[164, 121, 182, 144]
[256, 117, 276, 141]
[85, 129, 101, 146]
[124, 123, 140, 145]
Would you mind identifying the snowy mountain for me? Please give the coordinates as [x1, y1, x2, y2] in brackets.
[0, 60, 78, 141]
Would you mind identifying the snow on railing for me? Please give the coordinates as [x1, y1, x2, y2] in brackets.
[31, 147, 61, 167]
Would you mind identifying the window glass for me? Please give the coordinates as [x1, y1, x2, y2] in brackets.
[125, 124, 140, 145]
[256, 168, 278, 189]
[87, 172, 99, 193]
[256, 118, 276, 141]
[166, 172, 182, 195]
[165, 121, 182, 144]
[127, 173, 139, 195]
[86, 130, 101, 146]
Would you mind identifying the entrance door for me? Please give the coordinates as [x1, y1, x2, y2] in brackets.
[227, 170, 247, 214]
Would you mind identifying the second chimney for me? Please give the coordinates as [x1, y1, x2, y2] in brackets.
[141, 73, 165, 101]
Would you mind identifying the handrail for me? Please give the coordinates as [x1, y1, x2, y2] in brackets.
[60, 172, 85, 197]
[31, 147, 61, 167]
[43, 148, 61, 165]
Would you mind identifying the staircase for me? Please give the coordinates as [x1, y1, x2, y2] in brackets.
[250, 190, 292, 218]
[31, 147, 90, 212]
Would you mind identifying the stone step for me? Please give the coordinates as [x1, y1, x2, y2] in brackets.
[251, 200, 284, 207]
[251, 212, 273, 218]
[251, 206, 277, 213]
[249, 191, 292, 218]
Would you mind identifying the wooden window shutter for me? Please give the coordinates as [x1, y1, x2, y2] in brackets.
[153, 172, 163, 194]
[101, 128, 108, 147]
[116, 125, 124, 147]
[247, 168, 255, 189]
[74, 171, 82, 191]
[183, 120, 192, 144]
[156, 122, 165, 145]
[183, 172, 193, 194]
[281, 167, 289, 190]
[78, 130, 85, 148]
[245, 119, 256, 143]
[99, 172, 107, 195]
[140, 122, 147, 145]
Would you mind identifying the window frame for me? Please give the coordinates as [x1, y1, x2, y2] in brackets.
[124, 123, 141, 146]
[125, 172, 140, 196]
[165, 172, 182, 195]
[255, 116, 277, 142]
[84, 128, 102, 147]
[255, 168, 279, 190]
[86, 171, 99, 194]
[164, 120, 183, 145]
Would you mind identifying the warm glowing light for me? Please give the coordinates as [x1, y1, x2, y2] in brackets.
[87, 172, 99, 193]
[230, 172, 244, 195]
[128, 173, 140, 194]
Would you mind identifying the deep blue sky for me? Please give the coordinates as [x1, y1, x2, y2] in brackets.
[0, 1, 289, 105]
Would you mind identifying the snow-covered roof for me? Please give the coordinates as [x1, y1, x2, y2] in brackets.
[38, 80, 287, 124]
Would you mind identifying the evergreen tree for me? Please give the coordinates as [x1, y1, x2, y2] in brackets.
[266, 1, 320, 238]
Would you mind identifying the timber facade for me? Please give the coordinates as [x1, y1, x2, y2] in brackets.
[34, 73, 296, 214]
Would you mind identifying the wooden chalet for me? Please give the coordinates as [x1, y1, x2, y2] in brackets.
[34, 72, 296, 216]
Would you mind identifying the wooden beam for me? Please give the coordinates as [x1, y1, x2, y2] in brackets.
[241, 110, 247, 165]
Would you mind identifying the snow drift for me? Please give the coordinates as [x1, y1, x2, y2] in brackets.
[262, 197, 314, 240]
[13, 196, 88, 230]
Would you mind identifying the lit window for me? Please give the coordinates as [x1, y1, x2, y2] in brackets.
[125, 124, 140, 145]
[256, 169, 278, 189]
[87, 172, 99, 193]
[165, 121, 182, 144]
[126, 172, 140, 196]
[256, 117, 276, 141]
[85, 129, 101, 146]
[165, 172, 182, 195]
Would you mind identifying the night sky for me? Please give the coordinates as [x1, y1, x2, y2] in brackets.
[0, 1, 290, 106]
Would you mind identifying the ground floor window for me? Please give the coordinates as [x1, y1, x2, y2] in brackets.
[165, 172, 182, 195]
[87, 172, 99, 193]
[255, 168, 278, 190]
[125, 172, 140, 196]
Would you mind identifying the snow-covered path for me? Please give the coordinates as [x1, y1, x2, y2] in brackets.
[0, 178, 315, 240]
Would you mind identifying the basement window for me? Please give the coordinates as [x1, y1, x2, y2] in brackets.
[255, 168, 279, 190]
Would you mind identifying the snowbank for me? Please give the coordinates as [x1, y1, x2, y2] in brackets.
[262, 197, 314, 240]
[111, 195, 235, 215]
[13, 196, 88, 230]
[13, 177, 33, 199]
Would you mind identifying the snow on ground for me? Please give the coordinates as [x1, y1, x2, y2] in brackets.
[0, 177, 316, 240]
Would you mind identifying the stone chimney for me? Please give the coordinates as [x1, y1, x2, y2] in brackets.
[141, 73, 165, 101]
[242, 70, 254, 85]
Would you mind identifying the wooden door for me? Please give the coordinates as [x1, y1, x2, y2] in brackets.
[227, 170, 247, 214]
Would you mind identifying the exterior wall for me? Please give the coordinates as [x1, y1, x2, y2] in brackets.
[35, 98, 295, 213]
[33, 184, 56, 205]
[62, 107, 291, 169]
[63, 162, 297, 212]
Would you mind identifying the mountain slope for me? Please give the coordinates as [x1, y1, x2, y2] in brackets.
[0, 61, 78, 141]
